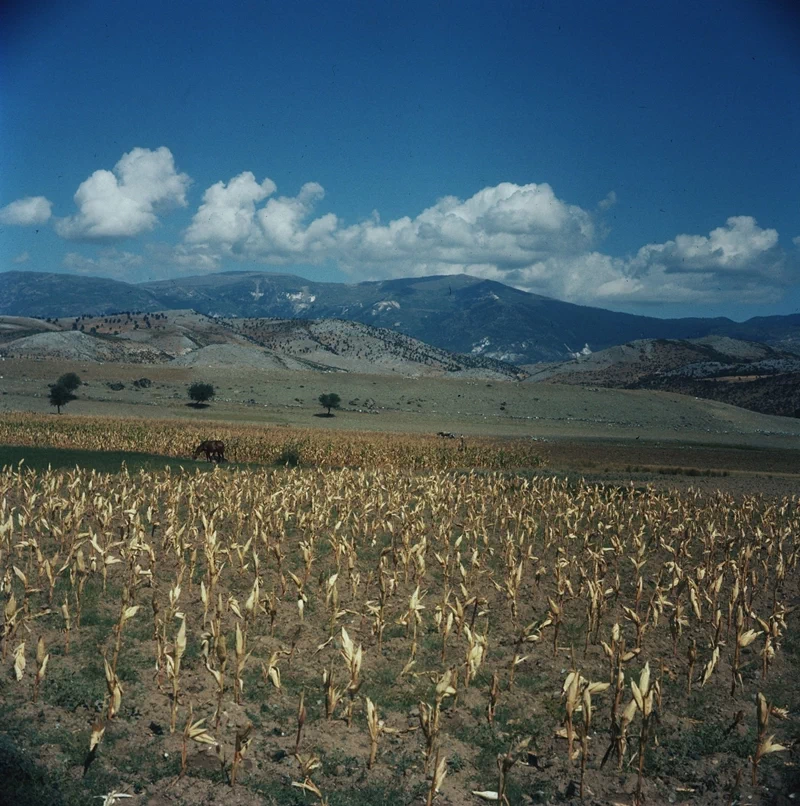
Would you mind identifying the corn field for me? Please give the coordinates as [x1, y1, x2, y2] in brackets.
[0, 412, 544, 472]
[0, 452, 797, 804]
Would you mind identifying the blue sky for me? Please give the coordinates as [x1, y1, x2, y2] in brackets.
[1, 0, 798, 319]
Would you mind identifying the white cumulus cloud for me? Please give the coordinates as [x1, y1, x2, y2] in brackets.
[184, 172, 276, 246]
[495, 216, 790, 306]
[633, 216, 780, 274]
[253, 182, 338, 258]
[599, 216, 789, 304]
[0, 196, 52, 226]
[184, 176, 337, 261]
[56, 147, 189, 240]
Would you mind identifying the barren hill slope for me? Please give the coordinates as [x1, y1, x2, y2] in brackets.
[0, 316, 62, 334]
[0, 311, 522, 379]
[0, 330, 168, 363]
[224, 317, 521, 377]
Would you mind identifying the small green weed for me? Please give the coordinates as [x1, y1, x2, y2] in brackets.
[43, 664, 104, 711]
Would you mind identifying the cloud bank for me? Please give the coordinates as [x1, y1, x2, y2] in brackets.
[179, 172, 792, 306]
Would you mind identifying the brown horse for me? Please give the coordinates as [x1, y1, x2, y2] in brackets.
[193, 440, 226, 463]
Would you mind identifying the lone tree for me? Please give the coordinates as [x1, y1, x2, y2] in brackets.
[318, 392, 341, 416]
[49, 382, 77, 414]
[57, 372, 82, 392]
[188, 382, 215, 407]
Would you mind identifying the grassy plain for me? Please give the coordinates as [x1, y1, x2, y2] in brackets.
[1, 357, 800, 444]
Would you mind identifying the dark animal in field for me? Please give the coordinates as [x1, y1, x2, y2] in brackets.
[193, 440, 226, 463]
[436, 431, 466, 450]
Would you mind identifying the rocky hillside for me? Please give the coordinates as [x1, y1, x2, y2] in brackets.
[527, 336, 800, 418]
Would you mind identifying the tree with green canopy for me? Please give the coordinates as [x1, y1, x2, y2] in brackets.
[318, 392, 341, 416]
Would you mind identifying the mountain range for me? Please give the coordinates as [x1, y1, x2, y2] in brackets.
[2, 269, 800, 364]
